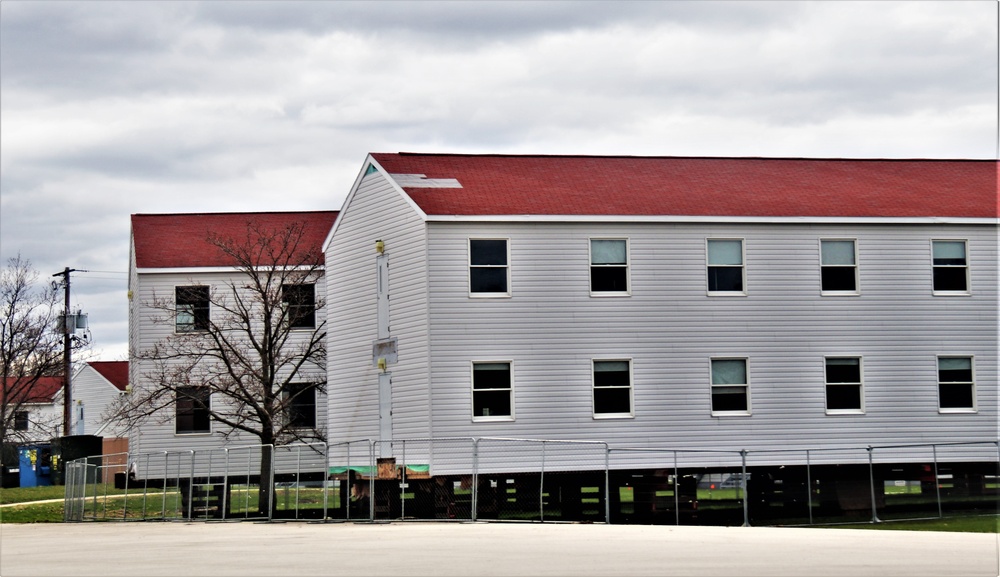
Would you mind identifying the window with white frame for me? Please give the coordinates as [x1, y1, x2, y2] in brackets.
[825, 357, 863, 413]
[175, 386, 211, 434]
[932, 240, 968, 293]
[938, 356, 975, 411]
[821, 239, 858, 293]
[707, 239, 744, 293]
[469, 239, 509, 295]
[472, 362, 513, 420]
[175, 286, 210, 332]
[593, 360, 633, 417]
[14, 411, 28, 431]
[590, 239, 629, 294]
[710, 358, 750, 414]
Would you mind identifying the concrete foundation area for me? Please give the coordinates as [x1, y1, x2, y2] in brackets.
[2, 522, 998, 577]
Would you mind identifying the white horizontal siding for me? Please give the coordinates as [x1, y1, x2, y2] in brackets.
[130, 269, 327, 476]
[326, 171, 431, 449]
[71, 366, 126, 437]
[420, 221, 997, 463]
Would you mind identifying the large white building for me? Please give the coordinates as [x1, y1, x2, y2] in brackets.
[323, 153, 997, 520]
[122, 154, 997, 523]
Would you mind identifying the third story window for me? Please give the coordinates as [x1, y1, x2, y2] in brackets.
[711, 358, 749, 414]
[175, 386, 211, 434]
[593, 360, 633, 417]
[932, 240, 968, 292]
[707, 239, 744, 293]
[469, 239, 509, 295]
[472, 362, 512, 419]
[821, 240, 858, 292]
[938, 357, 975, 411]
[282, 284, 316, 329]
[590, 239, 629, 293]
[825, 357, 863, 413]
[175, 286, 210, 332]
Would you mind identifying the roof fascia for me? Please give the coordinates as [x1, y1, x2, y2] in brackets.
[323, 155, 429, 252]
[424, 215, 999, 225]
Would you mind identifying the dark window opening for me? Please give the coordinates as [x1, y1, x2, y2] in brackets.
[707, 240, 744, 293]
[470, 240, 508, 294]
[932, 241, 968, 292]
[473, 363, 511, 418]
[284, 383, 317, 428]
[594, 360, 631, 415]
[711, 386, 748, 412]
[591, 239, 628, 293]
[826, 385, 862, 411]
[176, 387, 211, 434]
[708, 267, 743, 292]
[14, 411, 29, 431]
[939, 357, 974, 410]
[821, 267, 856, 291]
[176, 286, 210, 332]
[711, 359, 748, 413]
[282, 284, 316, 329]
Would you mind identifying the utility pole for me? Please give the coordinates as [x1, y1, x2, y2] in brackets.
[52, 267, 80, 437]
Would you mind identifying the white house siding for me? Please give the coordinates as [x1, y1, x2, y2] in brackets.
[130, 270, 328, 477]
[418, 221, 997, 471]
[326, 170, 432, 461]
[127, 237, 144, 455]
[16, 401, 62, 445]
[71, 365, 126, 436]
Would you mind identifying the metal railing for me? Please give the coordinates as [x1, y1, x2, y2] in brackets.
[65, 438, 999, 527]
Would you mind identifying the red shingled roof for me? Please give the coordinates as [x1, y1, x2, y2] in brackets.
[88, 361, 128, 392]
[132, 211, 338, 269]
[370, 154, 998, 219]
[3, 376, 63, 404]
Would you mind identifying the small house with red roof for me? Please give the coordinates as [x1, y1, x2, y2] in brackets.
[2, 375, 64, 444]
[71, 361, 129, 437]
[324, 153, 997, 487]
[127, 211, 337, 467]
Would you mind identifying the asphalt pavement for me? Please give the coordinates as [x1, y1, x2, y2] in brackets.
[1, 521, 998, 577]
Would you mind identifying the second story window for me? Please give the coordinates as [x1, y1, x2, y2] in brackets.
[469, 239, 509, 296]
[14, 411, 29, 431]
[590, 239, 629, 294]
[175, 286, 210, 333]
[282, 284, 316, 329]
[821, 239, 858, 293]
[932, 240, 968, 293]
[707, 239, 744, 294]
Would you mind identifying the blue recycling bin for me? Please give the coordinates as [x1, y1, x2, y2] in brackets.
[18, 445, 53, 488]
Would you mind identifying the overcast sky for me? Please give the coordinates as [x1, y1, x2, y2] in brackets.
[1, 1, 997, 362]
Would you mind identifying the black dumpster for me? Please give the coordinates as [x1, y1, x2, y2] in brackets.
[51, 435, 103, 485]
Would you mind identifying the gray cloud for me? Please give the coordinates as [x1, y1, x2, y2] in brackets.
[1, 0, 995, 360]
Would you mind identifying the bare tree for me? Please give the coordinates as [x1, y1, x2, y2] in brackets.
[114, 218, 327, 514]
[0, 255, 65, 446]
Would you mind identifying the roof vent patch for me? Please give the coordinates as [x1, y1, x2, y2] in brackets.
[390, 173, 462, 188]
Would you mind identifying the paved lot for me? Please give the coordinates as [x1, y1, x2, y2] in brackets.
[1, 521, 998, 577]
